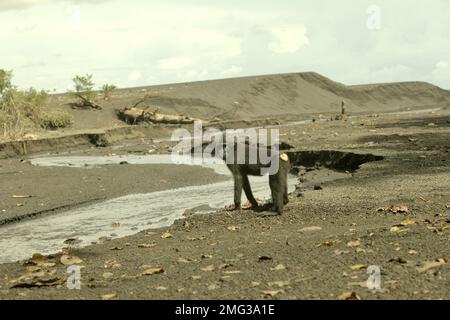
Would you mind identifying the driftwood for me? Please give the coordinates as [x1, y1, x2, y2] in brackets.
[117, 107, 146, 124]
[72, 93, 102, 110]
[117, 106, 201, 125]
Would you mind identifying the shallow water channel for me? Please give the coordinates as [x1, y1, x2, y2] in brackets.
[0, 154, 298, 263]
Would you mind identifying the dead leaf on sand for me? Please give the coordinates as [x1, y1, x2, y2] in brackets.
[319, 240, 335, 247]
[187, 236, 206, 241]
[223, 270, 242, 274]
[28, 253, 56, 268]
[300, 226, 322, 232]
[347, 240, 361, 247]
[141, 267, 165, 275]
[390, 226, 409, 233]
[12, 195, 32, 198]
[378, 205, 409, 214]
[338, 291, 361, 300]
[262, 290, 284, 297]
[156, 286, 167, 290]
[138, 243, 156, 248]
[102, 293, 117, 300]
[207, 283, 219, 290]
[10, 269, 62, 289]
[400, 218, 415, 226]
[351, 264, 368, 270]
[333, 249, 349, 256]
[104, 260, 121, 269]
[268, 280, 290, 288]
[60, 255, 83, 265]
[102, 272, 114, 279]
[416, 258, 448, 273]
[270, 264, 286, 271]
[218, 263, 232, 270]
[161, 231, 173, 239]
[26, 266, 42, 273]
[201, 265, 215, 272]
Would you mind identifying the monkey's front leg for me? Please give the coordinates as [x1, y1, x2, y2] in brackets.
[269, 174, 284, 214]
[233, 174, 243, 210]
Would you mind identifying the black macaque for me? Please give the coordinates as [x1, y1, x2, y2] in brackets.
[223, 143, 290, 214]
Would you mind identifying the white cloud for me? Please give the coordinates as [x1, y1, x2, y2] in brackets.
[128, 70, 142, 82]
[176, 70, 208, 81]
[436, 61, 449, 69]
[0, 0, 49, 11]
[432, 61, 450, 81]
[65, 4, 81, 30]
[157, 57, 193, 70]
[367, 64, 416, 83]
[221, 65, 242, 76]
[268, 25, 309, 54]
[0, 0, 109, 11]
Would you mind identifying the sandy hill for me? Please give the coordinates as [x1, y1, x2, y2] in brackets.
[51, 72, 450, 130]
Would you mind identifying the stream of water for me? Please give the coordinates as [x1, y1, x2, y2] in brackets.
[0, 155, 297, 263]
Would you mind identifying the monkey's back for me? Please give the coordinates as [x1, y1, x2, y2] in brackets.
[224, 143, 290, 176]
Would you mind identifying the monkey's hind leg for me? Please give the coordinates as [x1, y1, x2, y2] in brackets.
[283, 179, 289, 204]
[242, 174, 259, 208]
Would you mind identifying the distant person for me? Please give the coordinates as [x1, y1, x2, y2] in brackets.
[341, 100, 346, 115]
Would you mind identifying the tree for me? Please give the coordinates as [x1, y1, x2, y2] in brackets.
[101, 83, 117, 100]
[71, 74, 101, 109]
[0, 69, 12, 95]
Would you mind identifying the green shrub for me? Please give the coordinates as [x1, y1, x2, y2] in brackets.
[71, 74, 97, 104]
[0, 69, 72, 140]
[39, 112, 73, 130]
[101, 83, 117, 100]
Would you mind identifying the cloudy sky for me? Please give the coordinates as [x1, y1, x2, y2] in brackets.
[0, 0, 449, 92]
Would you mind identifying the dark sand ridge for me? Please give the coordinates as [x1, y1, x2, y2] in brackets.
[48, 72, 450, 132]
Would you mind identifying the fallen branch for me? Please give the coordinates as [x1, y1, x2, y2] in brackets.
[117, 106, 202, 125]
[74, 93, 102, 110]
